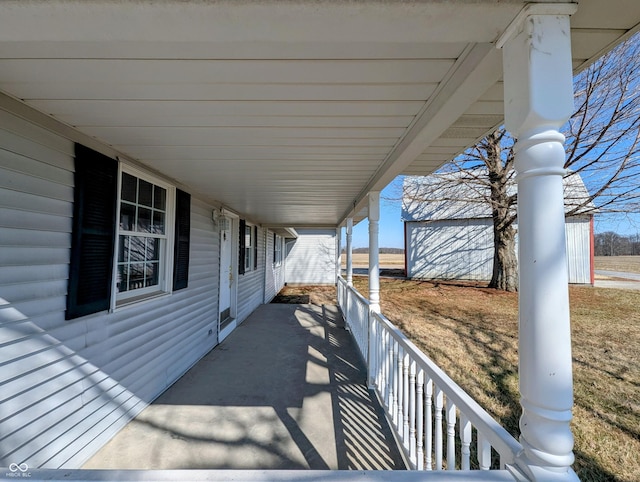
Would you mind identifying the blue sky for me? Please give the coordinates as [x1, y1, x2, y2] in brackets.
[350, 177, 405, 249]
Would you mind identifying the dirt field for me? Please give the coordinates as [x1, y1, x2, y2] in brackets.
[342, 253, 405, 269]
[344, 254, 640, 274]
[595, 255, 640, 274]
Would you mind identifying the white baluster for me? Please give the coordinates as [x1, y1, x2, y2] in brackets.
[446, 400, 456, 470]
[397, 347, 405, 435]
[460, 413, 471, 470]
[425, 378, 433, 470]
[416, 369, 424, 470]
[367, 311, 375, 388]
[409, 360, 417, 467]
[391, 341, 398, 427]
[435, 386, 444, 470]
[383, 331, 390, 409]
[403, 352, 410, 447]
[374, 319, 382, 390]
[478, 432, 491, 470]
[394, 344, 402, 431]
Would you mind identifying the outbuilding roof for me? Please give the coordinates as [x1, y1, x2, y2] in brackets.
[402, 170, 596, 222]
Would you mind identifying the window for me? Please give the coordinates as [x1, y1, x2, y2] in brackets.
[273, 234, 283, 266]
[239, 220, 258, 275]
[116, 170, 171, 300]
[244, 224, 254, 272]
[67, 144, 191, 320]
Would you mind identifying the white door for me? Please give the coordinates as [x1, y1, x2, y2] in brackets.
[218, 217, 236, 340]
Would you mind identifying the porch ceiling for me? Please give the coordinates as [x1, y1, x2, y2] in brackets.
[0, 1, 638, 227]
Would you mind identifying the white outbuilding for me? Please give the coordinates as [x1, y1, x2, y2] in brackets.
[402, 172, 595, 284]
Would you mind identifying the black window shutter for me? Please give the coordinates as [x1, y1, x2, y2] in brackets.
[239, 219, 246, 275]
[66, 144, 118, 320]
[273, 232, 277, 263]
[173, 189, 191, 291]
[254, 226, 258, 270]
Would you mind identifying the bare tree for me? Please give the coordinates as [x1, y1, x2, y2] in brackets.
[402, 34, 640, 291]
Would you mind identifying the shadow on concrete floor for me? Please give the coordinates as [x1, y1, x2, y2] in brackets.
[84, 303, 405, 471]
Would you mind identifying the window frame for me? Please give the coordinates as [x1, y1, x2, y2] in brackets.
[243, 223, 255, 273]
[111, 164, 176, 307]
[273, 233, 283, 266]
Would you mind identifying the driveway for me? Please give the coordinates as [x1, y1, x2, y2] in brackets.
[594, 270, 640, 290]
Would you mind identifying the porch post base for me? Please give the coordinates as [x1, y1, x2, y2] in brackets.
[511, 458, 580, 482]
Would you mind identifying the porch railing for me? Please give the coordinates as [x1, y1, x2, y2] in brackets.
[337, 276, 523, 474]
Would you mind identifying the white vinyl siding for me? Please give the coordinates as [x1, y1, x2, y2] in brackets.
[237, 225, 265, 323]
[406, 219, 494, 281]
[565, 216, 592, 284]
[264, 231, 286, 303]
[285, 229, 336, 284]
[406, 217, 593, 284]
[0, 108, 220, 469]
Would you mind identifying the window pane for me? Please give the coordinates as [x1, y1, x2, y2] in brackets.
[128, 236, 146, 262]
[138, 179, 153, 207]
[138, 207, 152, 233]
[153, 211, 165, 234]
[147, 238, 160, 261]
[118, 235, 127, 263]
[245, 247, 251, 270]
[145, 262, 160, 287]
[121, 172, 137, 203]
[120, 202, 136, 231]
[128, 264, 145, 290]
[117, 264, 129, 293]
[154, 185, 166, 210]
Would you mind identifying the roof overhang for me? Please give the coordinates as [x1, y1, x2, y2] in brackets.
[0, 1, 638, 228]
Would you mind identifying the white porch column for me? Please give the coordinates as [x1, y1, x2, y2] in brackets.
[368, 192, 380, 313]
[346, 217, 354, 286]
[336, 227, 342, 283]
[500, 6, 578, 482]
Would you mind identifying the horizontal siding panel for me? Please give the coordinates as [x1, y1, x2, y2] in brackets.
[0, 147, 73, 187]
[285, 229, 337, 284]
[0, 264, 68, 285]
[47, 391, 145, 468]
[0, 188, 73, 217]
[264, 231, 275, 302]
[0, 109, 75, 157]
[0, 130, 73, 169]
[0, 166, 74, 201]
[0, 208, 71, 233]
[0, 365, 88, 436]
[237, 226, 265, 323]
[0, 279, 67, 304]
[0, 246, 71, 266]
[59, 398, 146, 469]
[0, 227, 70, 249]
[0, 355, 89, 408]
[6, 296, 67, 320]
[0, 337, 75, 378]
[103, 302, 213, 372]
[8, 382, 133, 467]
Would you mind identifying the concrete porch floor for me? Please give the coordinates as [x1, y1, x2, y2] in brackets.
[83, 303, 405, 471]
